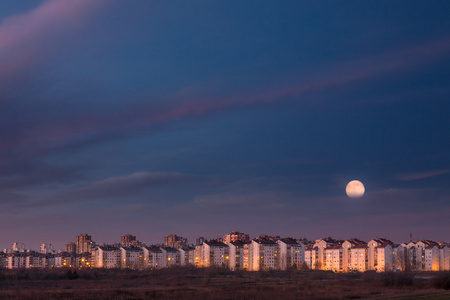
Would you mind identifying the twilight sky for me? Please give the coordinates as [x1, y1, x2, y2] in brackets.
[1, 0, 450, 250]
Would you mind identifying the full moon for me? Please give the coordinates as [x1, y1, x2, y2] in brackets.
[346, 180, 365, 198]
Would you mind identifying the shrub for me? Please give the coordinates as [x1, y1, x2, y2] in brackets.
[433, 272, 450, 290]
[382, 272, 414, 287]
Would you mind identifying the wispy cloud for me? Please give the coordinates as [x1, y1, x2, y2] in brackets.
[60, 171, 187, 203]
[0, 0, 107, 92]
[396, 169, 450, 181]
[2, 18, 450, 165]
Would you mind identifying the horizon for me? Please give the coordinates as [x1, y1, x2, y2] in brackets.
[1, 1, 449, 251]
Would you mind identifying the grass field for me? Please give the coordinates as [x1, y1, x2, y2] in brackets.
[1, 267, 450, 299]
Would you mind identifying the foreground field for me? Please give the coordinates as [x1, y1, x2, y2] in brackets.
[1, 268, 450, 299]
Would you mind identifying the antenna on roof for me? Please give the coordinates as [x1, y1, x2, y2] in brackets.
[410, 233, 413, 243]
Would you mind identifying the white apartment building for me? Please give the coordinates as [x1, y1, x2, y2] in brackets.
[55, 253, 79, 268]
[324, 245, 342, 272]
[350, 245, 368, 272]
[25, 252, 46, 268]
[179, 247, 195, 266]
[277, 238, 305, 270]
[438, 244, 450, 271]
[227, 242, 248, 271]
[403, 240, 440, 271]
[142, 246, 164, 269]
[120, 247, 144, 269]
[367, 238, 393, 271]
[7, 253, 25, 269]
[304, 246, 319, 270]
[161, 247, 180, 267]
[375, 244, 394, 272]
[311, 238, 342, 270]
[249, 239, 278, 271]
[201, 240, 229, 268]
[93, 246, 121, 269]
[342, 239, 367, 272]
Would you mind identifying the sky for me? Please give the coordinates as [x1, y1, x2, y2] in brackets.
[1, 0, 450, 250]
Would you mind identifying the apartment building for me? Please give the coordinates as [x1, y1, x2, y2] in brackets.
[142, 246, 164, 269]
[7, 252, 25, 269]
[201, 240, 229, 268]
[227, 241, 248, 271]
[164, 235, 187, 249]
[25, 252, 46, 268]
[93, 246, 121, 269]
[249, 238, 278, 271]
[223, 231, 250, 244]
[120, 247, 144, 269]
[324, 245, 342, 272]
[179, 246, 195, 266]
[350, 245, 368, 272]
[277, 238, 305, 270]
[76, 234, 94, 254]
[161, 247, 180, 267]
[438, 243, 450, 271]
[341, 239, 366, 272]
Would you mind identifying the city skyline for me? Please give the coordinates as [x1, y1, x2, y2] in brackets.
[1, 230, 445, 253]
[1, 1, 449, 250]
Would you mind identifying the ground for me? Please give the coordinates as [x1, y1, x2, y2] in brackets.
[0, 268, 450, 299]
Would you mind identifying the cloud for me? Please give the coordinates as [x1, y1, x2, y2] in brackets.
[0, 161, 86, 189]
[0, 0, 107, 94]
[3, 34, 450, 164]
[396, 169, 450, 181]
[60, 171, 187, 202]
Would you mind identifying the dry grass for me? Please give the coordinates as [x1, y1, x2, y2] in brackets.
[0, 268, 450, 299]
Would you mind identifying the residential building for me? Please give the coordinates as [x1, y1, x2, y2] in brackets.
[179, 246, 195, 266]
[121, 234, 137, 247]
[249, 238, 278, 271]
[350, 245, 368, 272]
[311, 237, 342, 270]
[65, 242, 76, 253]
[39, 243, 54, 254]
[324, 245, 342, 272]
[76, 234, 94, 254]
[403, 240, 440, 271]
[46, 254, 56, 268]
[201, 240, 229, 268]
[195, 237, 205, 246]
[277, 238, 305, 270]
[438, 243, 450, 271]
[161, 247, 180, 267]
[223, 231, 250, 244]
[367, 238, 393, 271]
[227, 241, 248, 271]
[92, 246, 121, 269]
[11, 242, 26, 252]
[164, 235, 187, 249]
[55, 252, 78, 268]
[120, 246, 144, 269]
[342, 239, 367, 272]
[142, 246, 164, 269]
[78, 253, 91, 268]
[0, 252, 7, 268]
[7, 252, 25, 269]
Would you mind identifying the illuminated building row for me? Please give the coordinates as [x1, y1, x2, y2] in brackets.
[1, 234, 449, 272]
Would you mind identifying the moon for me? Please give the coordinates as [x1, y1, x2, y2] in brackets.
[346, 180, 365, 198]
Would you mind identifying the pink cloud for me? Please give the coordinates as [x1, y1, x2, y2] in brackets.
[396, 169, 450, 181]
[3, 33, 450, 160]
[0, 0, 107, 83]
